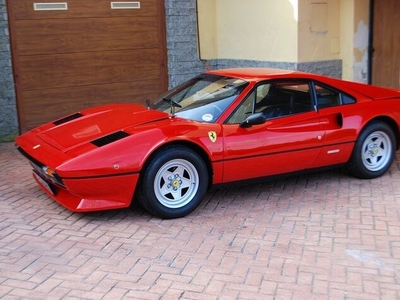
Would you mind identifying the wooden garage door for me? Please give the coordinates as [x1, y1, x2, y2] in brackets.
[7, 0, 168, 132]
[372, 0, 400, 89]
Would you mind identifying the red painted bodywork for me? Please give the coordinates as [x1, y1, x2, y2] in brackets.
[15, 68, 400, 212]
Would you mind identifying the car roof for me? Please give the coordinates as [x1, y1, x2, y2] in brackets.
[205, 68, 313, 81]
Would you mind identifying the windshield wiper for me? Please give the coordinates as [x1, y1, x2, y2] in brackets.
[163, 97, 182, 115]
[145, 99, 151, 110]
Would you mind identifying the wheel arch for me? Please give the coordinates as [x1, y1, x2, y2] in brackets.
[361, 116, 400, 150]
[139, 141, 214, 189]
[346, 115, 398, 179]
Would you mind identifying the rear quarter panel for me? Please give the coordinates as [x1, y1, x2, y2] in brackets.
[315, 75, 400, 140]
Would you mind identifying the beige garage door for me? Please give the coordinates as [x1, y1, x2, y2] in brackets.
[7, 0, 168, 132]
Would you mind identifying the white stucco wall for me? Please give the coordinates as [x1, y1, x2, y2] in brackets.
[297, 0, 341, 62]
[197, 0, 369, 81]
[198, 0, 298, 62]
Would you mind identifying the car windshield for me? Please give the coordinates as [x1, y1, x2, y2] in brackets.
[152, 74, 248, 123]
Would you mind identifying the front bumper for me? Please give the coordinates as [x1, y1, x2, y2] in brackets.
[17, 145, 140, 212]
[32, 171, 139, 212]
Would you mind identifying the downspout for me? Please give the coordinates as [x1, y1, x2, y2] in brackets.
[367, 0, 374, 84]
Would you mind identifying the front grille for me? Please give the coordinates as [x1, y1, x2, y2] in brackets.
[91, 131, 130, 147]
[17, 147, 43, 168]
[17, 147, 65, 187]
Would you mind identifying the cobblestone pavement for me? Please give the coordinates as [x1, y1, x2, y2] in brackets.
[1, 142, 400, 300]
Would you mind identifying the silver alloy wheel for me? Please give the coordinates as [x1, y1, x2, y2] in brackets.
[361, 130, 392, 172]
[153, 158, 200, 209]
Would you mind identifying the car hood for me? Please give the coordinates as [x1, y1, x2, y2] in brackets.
[36, 104, 169, 152]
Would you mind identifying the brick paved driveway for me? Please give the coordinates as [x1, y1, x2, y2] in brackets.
[1, 142, 400, 299]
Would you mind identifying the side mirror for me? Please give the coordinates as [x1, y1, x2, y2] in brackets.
[239, 112, 266, 128]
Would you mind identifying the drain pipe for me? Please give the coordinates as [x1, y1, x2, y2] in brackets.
[367, 0, 374, 84]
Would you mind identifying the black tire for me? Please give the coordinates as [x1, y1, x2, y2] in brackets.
[347, 121, 396, 179]
[137, 145, 209, 219]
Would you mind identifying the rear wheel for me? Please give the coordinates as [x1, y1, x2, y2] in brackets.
[137, 146, 208, 219]
[347, 121, 396, 179]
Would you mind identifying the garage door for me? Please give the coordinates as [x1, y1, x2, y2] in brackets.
[7, 0, 168, 132]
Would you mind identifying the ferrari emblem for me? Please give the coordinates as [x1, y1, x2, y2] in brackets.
[208, 131, 217, 143]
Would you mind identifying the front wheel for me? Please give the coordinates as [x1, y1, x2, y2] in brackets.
[137, 146, 209, 219]
[347, 121, 396, 179]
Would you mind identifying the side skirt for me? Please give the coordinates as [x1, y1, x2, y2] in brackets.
[211, 164, 347, 190]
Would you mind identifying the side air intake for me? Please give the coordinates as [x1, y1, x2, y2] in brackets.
[91, 131, 130, 147]
[53, 113, 83, 125]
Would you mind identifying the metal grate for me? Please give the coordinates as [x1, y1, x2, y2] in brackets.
[111, 2, 140, 9]
[53, 113, 83, 126]
[91, 131, 130, 147]
[34, 2, 68, 11]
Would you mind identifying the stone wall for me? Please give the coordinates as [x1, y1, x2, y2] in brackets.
[297, 60, 342, 79]
[164, 0, 208, 88]
[0, 0, 18, 142]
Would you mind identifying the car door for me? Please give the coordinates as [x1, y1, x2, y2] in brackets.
[222, 80, 325, 183]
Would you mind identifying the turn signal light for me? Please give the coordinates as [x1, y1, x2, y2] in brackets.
[42, 166, 56, 177]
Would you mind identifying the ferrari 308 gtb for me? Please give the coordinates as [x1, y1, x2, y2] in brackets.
[15, 68, 400, 218]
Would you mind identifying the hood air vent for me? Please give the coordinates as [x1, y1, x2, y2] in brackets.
[91, 131, 130, 147]
[54, 113, 83, 125]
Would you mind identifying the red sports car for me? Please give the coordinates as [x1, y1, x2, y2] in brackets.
[15, 68, 400, 218]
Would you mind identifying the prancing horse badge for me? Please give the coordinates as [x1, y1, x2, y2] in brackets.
[208, 131, 217, 143]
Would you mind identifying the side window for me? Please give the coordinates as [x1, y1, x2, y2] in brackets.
[226, 80, 315, 124]
[226, 83, 273, 124]
[315, 84, 340, 108]
[226, 91, 254, 124]
[254, 81, 314, 119]
[314, 83, 356, 108]
[342, 93, 356, 104]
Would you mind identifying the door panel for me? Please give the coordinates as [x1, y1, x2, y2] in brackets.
[10, 0, 158, 19]
[21, 80, 161, 129]
[15, 18, 160, 55]
[19, 49, 161, 90]
[222, 112, 324, 182]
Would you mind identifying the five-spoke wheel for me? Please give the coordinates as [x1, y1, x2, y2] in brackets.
[137, 146, 208, 219]
[154, 159, 200, 209]
[348, 121, 396, 179]
[361, 131, 392, 172]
